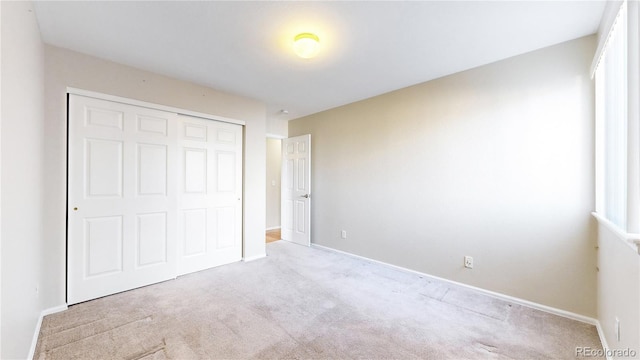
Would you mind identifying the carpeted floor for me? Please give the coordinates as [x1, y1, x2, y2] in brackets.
[35, 241, 603, 359]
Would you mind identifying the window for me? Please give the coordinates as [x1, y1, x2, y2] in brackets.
[594, 1, 628, 231]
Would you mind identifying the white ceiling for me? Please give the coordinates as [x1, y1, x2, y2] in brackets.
[34, 1, 606, 123]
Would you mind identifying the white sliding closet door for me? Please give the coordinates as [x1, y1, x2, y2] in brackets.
[177, 115, 243, 275]
[68, 95, 178, 305]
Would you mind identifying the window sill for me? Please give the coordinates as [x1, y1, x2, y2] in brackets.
[592, 212, 640, 254]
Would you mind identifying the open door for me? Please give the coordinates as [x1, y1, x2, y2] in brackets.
[281, 134, 311, 246]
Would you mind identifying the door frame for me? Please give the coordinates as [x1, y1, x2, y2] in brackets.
[265, 134, 287, 238]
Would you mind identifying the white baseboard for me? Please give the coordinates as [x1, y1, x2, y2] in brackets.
[311, 244, 600, 326]
[28, 304, 68, 359]
[595, 321, 613, 360]
[243, 253, 267, 262]
[266, 226, 281, 231]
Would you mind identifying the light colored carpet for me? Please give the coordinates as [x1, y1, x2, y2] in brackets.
[35, 241, 602, 359]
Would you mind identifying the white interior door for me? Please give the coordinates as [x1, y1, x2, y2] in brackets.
[177, 115, 243, 275]
[68, 95, 178, 305]
[281, 134, 311, 246]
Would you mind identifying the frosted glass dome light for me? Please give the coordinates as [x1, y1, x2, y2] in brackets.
[293, 33, 320, 59]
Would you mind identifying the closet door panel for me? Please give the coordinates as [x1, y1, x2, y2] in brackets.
[68, 94, 177, 305]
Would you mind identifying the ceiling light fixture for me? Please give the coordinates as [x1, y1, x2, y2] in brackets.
[293, 33, 320, 59]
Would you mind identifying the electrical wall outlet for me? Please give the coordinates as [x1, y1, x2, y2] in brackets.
[341, 230, 347, 239]
[464, 256, 473, 269]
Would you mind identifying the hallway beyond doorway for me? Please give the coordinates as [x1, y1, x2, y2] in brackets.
[266, 229, 281, 243]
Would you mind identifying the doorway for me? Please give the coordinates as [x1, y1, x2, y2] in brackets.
[265, 134, 311, 246]
[266, 137, 282, 243]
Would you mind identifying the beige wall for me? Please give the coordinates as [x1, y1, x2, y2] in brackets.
[266, 138, 282, 230]
[1, 2, 46, 357]
[597, 224, 640, 356]
[43, 45, 268, 311]
[290, 36, 597, 316]
[267, 117, 288, 138]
